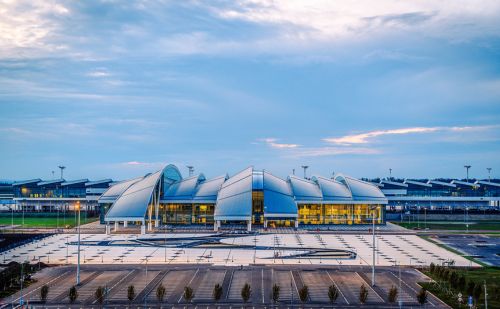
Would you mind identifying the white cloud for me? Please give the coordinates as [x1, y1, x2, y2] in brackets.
[324, 125, 499, 145]
[87, 69, 111, 77]
[290, 146, 380, 157]
[260, 138, 300, 148]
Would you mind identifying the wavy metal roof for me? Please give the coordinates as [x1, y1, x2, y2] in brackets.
[163, 174, 206, 201]
[98, 176, 143, 203]
[214, 167, 253, 221]
[334, 174, 387, 202]
[312, 176, 352, 201]
[193, 175, 228, 202]
[105, 170, 162, 221]
[263, 171, 297, 218]
[288, 175, 322, 201]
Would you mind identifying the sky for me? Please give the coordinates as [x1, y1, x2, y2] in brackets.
[0, 0, 499, 181]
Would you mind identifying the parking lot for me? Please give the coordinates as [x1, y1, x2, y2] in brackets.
[433, 234, 500, 266]
[1, 265, 448, 308]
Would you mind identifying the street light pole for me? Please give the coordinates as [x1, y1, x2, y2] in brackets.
[464, 165, 471, 182]
[76, 201, 81, 285]
[487, 168, 492, 182]
[371, 205, 377, 286]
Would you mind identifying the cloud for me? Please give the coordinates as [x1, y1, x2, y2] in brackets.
[289, 147, 380, 158]
[323, 125, 499, 145]
[86, 69, 111, 77]
[260, 138, 300, 148]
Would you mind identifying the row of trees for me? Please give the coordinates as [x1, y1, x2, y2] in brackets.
[429, 262, 483, 304]
[37, 279, 428, 306]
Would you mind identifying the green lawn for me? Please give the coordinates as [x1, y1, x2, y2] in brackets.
[392, 221, 500, 231]
[0, 215, 98, 228]
[420, 267, 500, 309]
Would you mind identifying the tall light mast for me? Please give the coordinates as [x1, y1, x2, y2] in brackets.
[301, 165, 309, 179]
[487, 168, 492, 182]
[186, 165, 194, 177]
[464, 165, 471, 182]
[58, 165, 66, 179]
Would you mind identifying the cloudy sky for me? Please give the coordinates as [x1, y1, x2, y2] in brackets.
[1, 0, 499, 181]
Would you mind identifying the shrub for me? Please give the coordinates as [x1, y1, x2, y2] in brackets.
[388, 285, 398, 303]
[68, 286, 78, 304]
[328, 284, 339, 304]
[40, 285, 49, 303]
[298, 285, 309, 303]
[271, 283, 280, 304]
[241, 283, 251, 303]
[359, 284, 368, 304]
[127, 285, 135, 302]
[156, 283, 166, 303]
[416, 288, 427, 305]
[213, 283, 223, 302]
[95, 286, 105, 305]
[184, 286, 194, 303]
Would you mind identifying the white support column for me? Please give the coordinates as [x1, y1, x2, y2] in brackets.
[123, 221, 128, 228]
[294, 220, 299, 228]
[141, 223, 146, 235]
[105, 224, 110, 235]
[148, 204, 153, 231]
[214, 221, 218, 231]
[247, 220, 252, 232]
[264, 220, 268, 228]
[114, 221, 119, 232]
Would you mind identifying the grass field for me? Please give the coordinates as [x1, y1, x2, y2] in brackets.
[420, 267, 500, 309]
[392, 221, 500, 231]
[0, 215, 98, 228]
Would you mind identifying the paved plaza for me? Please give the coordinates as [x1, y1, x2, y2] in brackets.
[1, 265, 449, 308]
[1, 232, 474, 267]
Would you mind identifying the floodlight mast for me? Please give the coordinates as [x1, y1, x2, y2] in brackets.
[464, 165, 471, 182]
[487, 168, 492, 182]
[186, 165, 194, 177]
[301, 165, 309, 179]
[58, 165, 66, 179]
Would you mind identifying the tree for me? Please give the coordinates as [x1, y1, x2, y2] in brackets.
[429, 263, 436, 274]
[213, 283, 223, 303]
[40, 284, 49, 303]
[299, 285, 309, 304]
[359, 284, 368, 304]
[449, 272, 458, 289]
[458, 275, 466, 292]
[473, 283, 482, 303]
[68, 286, 78, 304]
[328, 284, 339, 304]
[416, 288, 427, 306]
[127, 285, 135, 303]
[184, 286, 194, 303]
[157, 283, 166, 303]
[467, 281, 475, 296]
[388, 285, 398, 304]
[241, 283, 252, 303]
[95, 286, 105, 305]
[271, 283, 280, 305]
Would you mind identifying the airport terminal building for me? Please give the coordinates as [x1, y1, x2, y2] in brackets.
[100, 165, 387, 233]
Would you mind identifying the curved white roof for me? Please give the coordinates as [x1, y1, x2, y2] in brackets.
[164, 174, 206, 201]
[98, 176, 143, 203]
[334, 174, 387, 201]
[263, 171, 297, 218]
[311, 176, 352, 201]
[214, 167, 253, 221]
[288, 175, 322, 201]
[193, 175, 228, 202]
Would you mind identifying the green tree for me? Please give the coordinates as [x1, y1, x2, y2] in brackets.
[271, 283, 280, 305]
[359, 284, 368, 304]
[416, 288, 427, 306]
[95, 286, 105, 305]
[68, 286, 78, 304]
[449, 272, 458, 289]
[241, 283, 252, 303]
[40, 284, 49, 303]
[213, 283, 223, 302]
[184, 286, 194, 303]
[466, 281, 475, 296]
[388, 285, 398, 304]
[127, 285, 135, 303]
[429, 263, 436, 274]
[473, 283, 482, 303]
[157, 283, 166, 303]
[328, 284, 339, 304]
[298, 285, 309, 304]
[458, 275, 466, 292]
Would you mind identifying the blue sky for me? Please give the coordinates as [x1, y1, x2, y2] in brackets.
[0, 0, 499, 181]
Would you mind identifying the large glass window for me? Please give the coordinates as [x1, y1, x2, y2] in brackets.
[193, 203, 214, 224]
[298, 204, 384, 225]
[252, 191, 264, 224]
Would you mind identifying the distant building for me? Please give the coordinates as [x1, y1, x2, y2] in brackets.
[368, 178, 500, 211]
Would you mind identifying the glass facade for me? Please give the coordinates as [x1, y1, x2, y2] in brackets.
[252, 191, 264, 224]
[298, 204, 384, 225]
[162, 203, 215, 224]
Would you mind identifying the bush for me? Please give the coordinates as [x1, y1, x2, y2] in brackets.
[68, 286, 78, 304]
[458, 275, 466, 292]
[156, 283, 166, 303]
[359, 284, 368, 304]
[271, 283, 280, 304]
[466, 281, 475, 296]
[213, 283, 223, 302]
[241, 283, 251, 303]
[429, 263, 436, 274]
[328, 284, 339, 304]
[95, 286, 105, 305]
[298, 285, 309, 303]
[40, 285, 49, 303]
[184, 286, 194, 303]
[127, 285, 135, 302]
[388, 285, 398, 303]
[416, 288, 427, 305]
[473, 283, 482, 303]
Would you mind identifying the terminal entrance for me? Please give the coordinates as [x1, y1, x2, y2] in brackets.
[252, 191, 264, 225]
